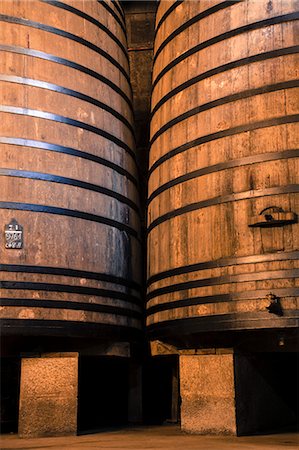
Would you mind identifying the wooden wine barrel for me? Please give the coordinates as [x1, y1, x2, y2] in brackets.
[0, 0, 142, 339]
[147, 0, 299, 341]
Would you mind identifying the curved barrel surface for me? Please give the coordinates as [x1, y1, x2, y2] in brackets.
[147, 0, 299, 340]
[0, 0, 142, 338]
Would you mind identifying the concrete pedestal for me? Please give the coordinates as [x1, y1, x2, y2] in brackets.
[180, 351, 236, 434]
[18, 353, 78, 437]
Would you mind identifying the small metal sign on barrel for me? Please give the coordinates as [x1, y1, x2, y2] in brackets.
[5, 219, 23, 249]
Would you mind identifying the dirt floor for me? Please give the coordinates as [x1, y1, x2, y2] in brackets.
[1, 426, 298, 450]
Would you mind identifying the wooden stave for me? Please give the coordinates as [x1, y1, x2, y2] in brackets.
[150, 19, 298, 157]
[100, 0, 127, 35]
[151, 1, 298, 104]
[0, 1, 130, 81]
[0, 0, 141, 335]
[0, 21, 131, 102]
[147, 0, 299, 334]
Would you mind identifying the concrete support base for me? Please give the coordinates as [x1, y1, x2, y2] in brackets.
[18, 353, 78, 437]
[180, 351, 236, 434]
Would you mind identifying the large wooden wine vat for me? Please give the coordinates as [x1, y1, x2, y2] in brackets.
[147, 0, 299, 343]
[0, 0, 142, 340]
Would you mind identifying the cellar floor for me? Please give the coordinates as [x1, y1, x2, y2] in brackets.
[1, 425, 298, 450]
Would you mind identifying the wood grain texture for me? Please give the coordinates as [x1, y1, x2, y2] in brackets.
[0, 0, 142, 335]
[147, 0, 299, 333]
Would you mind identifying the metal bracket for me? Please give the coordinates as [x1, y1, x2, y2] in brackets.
[249, 206, 297, 228]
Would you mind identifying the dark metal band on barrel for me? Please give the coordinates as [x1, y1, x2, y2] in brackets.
[147, 288, 299, 315]
[0, 168, 139, 213]
[151, 46, 299, 120]
[40, 0, 128, 59]
[154, 0, 241, 63]
[147, 251, 299, 286]
[1, 319, 143, 337]
[0, 281, 140, 306]
[111, 0, 126, 22]
[149, 114, 299, 176]
[0, 15, 130, 85]
[0, 105, 136, 161]
[0, 75, 134, 135]
[0, 202, 139, 239]
[148, 150, 299, 205]
[150, 80, 299, 146]
[0, 45, 133, 111]
[147, 312, 299, 336]
[154, 1, 184, 37]
[99, 0, 126, 34]
[0, 264, 141, 290]
[147, 184, 299, 233]
[0, 137, 138, 186]
[0, 298, 141, 318]
[152, 12, 299, 90]
[147, 269, 299, 300]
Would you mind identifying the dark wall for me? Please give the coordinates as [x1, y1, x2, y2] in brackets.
[123, 1, 157, 232]
[143, 355, 178, 425]
[235, 352, 298, 435]
[0, 358, 21, 433]
[78, 356, 129, 432]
